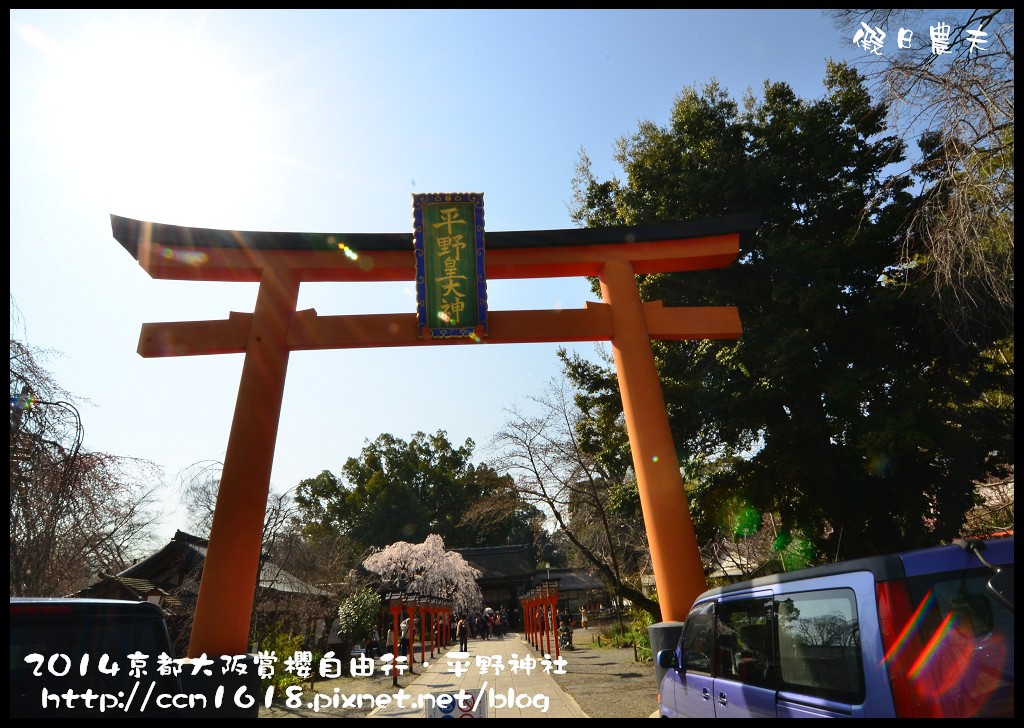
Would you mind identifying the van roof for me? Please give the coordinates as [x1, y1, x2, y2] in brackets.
[697, 536, 1014, 600]
[10, 596, 166, 617]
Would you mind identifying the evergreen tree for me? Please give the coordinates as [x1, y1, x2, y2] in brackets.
[566, 63, 1013, 561]
[294, 430, 543, 551]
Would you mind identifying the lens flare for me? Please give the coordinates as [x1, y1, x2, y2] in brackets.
[336, 242, 359, 260]
[867, 453, 892, 476]
[778, 536, 815, 570]
[732, 506, 761, 538]
[880, 590, 935, 668]
[886, 592, 1010, 717]
[10, 393, 36, 411]
[158, 246, 208, 266]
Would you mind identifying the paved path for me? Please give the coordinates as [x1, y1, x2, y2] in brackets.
[367, 632, 588, 718]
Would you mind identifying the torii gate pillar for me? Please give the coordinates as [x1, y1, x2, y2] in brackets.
[187, 266, 300, 658]
[600, 259, 703, 621]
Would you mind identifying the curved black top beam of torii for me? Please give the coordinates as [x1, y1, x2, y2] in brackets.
[111, 209, 761, 260]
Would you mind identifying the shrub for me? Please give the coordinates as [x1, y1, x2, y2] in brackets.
[595, 608, 653, 661]
[255, 628, 306, 691]
[337, 587, 381, 655]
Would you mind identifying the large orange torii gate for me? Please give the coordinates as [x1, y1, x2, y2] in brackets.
[110, 209, 759, 658]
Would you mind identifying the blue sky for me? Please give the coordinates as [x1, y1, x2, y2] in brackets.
[11, 9, 871, 543]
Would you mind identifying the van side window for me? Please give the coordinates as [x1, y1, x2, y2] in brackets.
[775, 588, 864, 704]
[717, 597, 773, 686]
[682, 602, 714, 673]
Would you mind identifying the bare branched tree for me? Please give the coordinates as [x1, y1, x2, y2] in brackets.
[490, 376, 659, 621]
[700, 523, 777, 584]
[961, 471, 1015, 537]
[827, 9, 1014, 341]
[10, 336, 161, 596]
[179, 459, 298, 557]
[178, 462, 357, 650]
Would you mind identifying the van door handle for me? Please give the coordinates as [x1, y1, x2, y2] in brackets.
[701, 687, 711, 701]
[718, 691, 728, 707]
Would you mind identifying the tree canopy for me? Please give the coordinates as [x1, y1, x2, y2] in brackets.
[294, 430, 543, 552]
[567, 62, 1013, 562]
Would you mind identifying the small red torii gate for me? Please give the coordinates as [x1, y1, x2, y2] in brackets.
[110, 209, 759, 659]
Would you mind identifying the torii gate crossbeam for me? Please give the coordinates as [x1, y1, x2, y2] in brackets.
[111, 210, 759, 659]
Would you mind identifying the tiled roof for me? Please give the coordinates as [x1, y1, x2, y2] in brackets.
[531, 567, 605, 592]
[452, 544, 535, 581]
[114, 529, 326, 597]
[75, 573, 186, 613]
[258, 561, 327, 596]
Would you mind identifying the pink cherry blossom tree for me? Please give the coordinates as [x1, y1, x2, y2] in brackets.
[363, 533, 483, 614]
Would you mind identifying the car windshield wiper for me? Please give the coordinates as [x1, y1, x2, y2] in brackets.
[954, 538, 1014, 612]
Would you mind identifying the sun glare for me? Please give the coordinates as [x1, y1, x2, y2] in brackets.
[20, 15, 270, 225]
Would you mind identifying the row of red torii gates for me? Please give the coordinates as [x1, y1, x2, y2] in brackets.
[382, 592, 450, 687]
[375, 584, 565, 689]
[110, 206, 760, 659]
[521, 581, 564, 661]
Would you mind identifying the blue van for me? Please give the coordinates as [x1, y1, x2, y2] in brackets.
[657, 536, 1014, 718]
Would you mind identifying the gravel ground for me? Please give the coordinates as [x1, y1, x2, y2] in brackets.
[257, 631, 659, 719]
[551, 631, 660, 719]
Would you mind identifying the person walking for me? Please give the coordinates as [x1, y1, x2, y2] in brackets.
[456, 613, 469, 653]
[367, 625, 381, 657]
[399, 614, 411, 658]
[580, 606, 588, 630]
